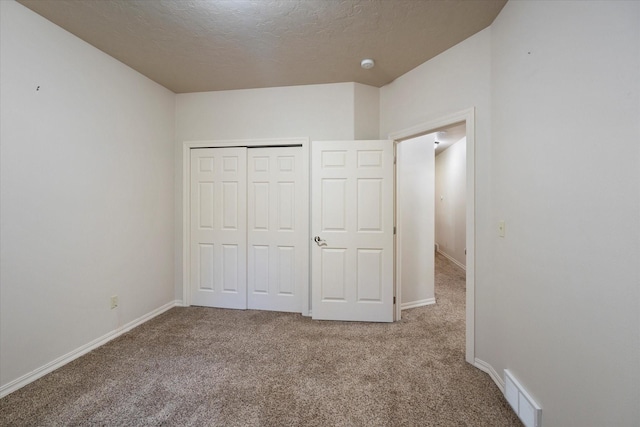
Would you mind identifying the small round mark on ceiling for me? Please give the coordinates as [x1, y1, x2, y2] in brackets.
[360, 58, 375, 70]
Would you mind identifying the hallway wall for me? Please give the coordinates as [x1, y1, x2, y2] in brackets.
[397, 134, 436, 307]
[435, 137, 466, 268]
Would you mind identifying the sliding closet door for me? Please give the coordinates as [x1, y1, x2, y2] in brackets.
[247, 147, 308, 312]
[190, 147, 247, 309]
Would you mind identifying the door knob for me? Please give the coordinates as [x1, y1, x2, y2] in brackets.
[314, 236, 327, 246]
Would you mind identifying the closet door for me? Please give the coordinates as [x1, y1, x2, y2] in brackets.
[190, 147, 247, 309]
[247, 147, 307, 312]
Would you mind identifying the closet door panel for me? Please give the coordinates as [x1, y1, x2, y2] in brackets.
[190, 148, 247, 309]
[247, 147, 306, 312]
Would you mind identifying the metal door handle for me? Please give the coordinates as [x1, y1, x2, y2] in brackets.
[314, 236, 327, 246]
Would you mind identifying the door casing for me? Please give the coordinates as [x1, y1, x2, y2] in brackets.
[388, 107, 476, 365]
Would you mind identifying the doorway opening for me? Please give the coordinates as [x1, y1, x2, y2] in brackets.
[390, 108, 475, 364]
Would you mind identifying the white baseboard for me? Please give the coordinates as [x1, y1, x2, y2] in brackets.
[437, 249, 466, 271]
[401, 298, 436, 311]
[0, 300, 180, 398]
[474, 357, 505, 393]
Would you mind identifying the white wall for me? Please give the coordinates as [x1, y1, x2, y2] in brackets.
[379, 25, 493, 323]
[0, 1, 176, 391]
[397, 134, 436, 306]
[174, 82, 361, 301]
[435, 137, 466, 267]
[175, 83, 357, 142]
[382, 1, 640, 426]
[487, 2, 640, 426]
[354, 83, 380, 139]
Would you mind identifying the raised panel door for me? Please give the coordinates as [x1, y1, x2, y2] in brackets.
[311, 140, 394, 322]
[190, 147, 247, 309]
[247, 147, 307, 312]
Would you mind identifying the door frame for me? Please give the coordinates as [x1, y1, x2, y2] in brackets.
[182, 138, 310, 315]
[388, 108, 475, 364]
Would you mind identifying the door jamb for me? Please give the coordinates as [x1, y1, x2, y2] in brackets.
[388, 108, 475, 365]
[182, 138, 310, 316]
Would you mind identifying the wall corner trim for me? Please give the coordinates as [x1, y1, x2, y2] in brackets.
[0, 300, 180, 398]
[474, 357, 505, 393]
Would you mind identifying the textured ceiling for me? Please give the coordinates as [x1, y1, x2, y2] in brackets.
[18, 0, 507, 94]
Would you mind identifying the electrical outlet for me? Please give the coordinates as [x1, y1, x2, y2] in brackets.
[498, 220, 506, 237]
[110, 295, 118, 309]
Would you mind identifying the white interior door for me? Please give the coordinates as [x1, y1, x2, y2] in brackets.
[190, 147, 247, 309]
[247, 147, 308, 312]
[311, 140, 394, 322]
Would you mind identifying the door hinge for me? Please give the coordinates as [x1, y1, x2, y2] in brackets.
[393, 226, 396, 235]
[393, 296, 396, 304]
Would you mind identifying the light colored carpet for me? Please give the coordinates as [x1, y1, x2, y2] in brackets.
[0, 253, 521, 426]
